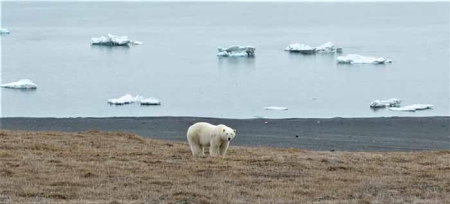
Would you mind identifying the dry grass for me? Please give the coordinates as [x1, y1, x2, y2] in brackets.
[0, 130, 449, 204]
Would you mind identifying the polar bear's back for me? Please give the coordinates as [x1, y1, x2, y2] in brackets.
[187, 122, 217, 146]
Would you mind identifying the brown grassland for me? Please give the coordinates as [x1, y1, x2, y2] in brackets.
[0, 130, 449, 203]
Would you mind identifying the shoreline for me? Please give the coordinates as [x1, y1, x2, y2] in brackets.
[1, 116, 449, 152]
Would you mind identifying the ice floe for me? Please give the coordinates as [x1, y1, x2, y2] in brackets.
[140, 97, 161, 105]
[337, 54, 392, 64]
[108, 94, 161, 106]
[284, 43, 315, 54]
[264, 106, 288, 111]
[284, 41, 342, 54]
[108, 94, 144, 105]
[390, 104, 433, 112]
[1, 79, 37, 89]
[370, 98, 402, 108]
[217, 45, 255, 57]
[314, 42, 341, 53]
[91, 34, 142, 46]
[0, 28, 10, 34]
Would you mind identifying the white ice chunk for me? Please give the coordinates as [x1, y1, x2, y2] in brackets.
[91, 34, 142, 46]
[217, 45, 255, 57]
[140, 97, 161, 105]
[264, 106, 288, 111]
[284, 43, 315, 54]
[108, 94, 144, 105]
[315, 42, 336, 53]
[217, 51, 248, 57]
[1, 79, 37, 89]
[390, 104, 433, 112]
[337, 54, 392, 64]
[285, 42, 342, 54]
[0, 28, 10, 34]
[370, 98, 402, 108]
[218, 46, 255, 53]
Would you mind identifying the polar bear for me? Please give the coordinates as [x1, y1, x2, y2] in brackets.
[187, 122, 236, 158]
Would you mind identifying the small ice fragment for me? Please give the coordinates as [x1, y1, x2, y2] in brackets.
[390, 104, 433, 112]
[1, 79, 37, 89]
[337, 54, 391, 64]
[285, 42, 342, 54]
[370, 98, 402, 108]
[315, 42, 336, 53]
[91, 34, 142, 46]
[140, 97, 161, 105]
[108, 94, 143, 105]
[264, 106, 288, 111]
[132, 41, 144, 45]
[284, 43, 315, 54]
[0, 28, 10, 34]
[217, 45, 255, 57]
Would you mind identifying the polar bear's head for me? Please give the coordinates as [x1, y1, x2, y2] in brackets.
[218, 125, 236, 142]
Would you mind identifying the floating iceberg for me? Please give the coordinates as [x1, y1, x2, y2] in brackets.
[337, 54, 392, 64]
[315, 42, 334, 52]
[108, 94, 144, 105]
[217, 45, 255, 57]
[91, 34, 142, 46]
[264, 106, 288, 111]
[390, 104, 433, 112]
[1, 79, 37, 89]
[0, 28, 10, 34]
[284, 41, 342, 54]
[314, 42, 343, 53]
[108, 94, 161, 106]
[284, 43, 315, 54]
[370, 98, 402, 108]
[140, 97, 161, 106]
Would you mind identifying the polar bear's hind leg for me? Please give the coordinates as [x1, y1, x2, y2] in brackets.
[189, 142, 203, 157]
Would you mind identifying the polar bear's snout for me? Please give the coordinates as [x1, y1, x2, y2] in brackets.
[228, 137, 231, 141]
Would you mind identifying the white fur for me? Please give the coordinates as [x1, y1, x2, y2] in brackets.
[187, 122, 236, 158]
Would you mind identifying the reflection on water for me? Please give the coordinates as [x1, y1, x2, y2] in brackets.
[370, 107, 386, 112]
[90, 45, 130, 53]
[335, 62, 389, 72]
[217, 57, 256, 73]
[1, 88, 37, 93]
[287, 52, 337, 62]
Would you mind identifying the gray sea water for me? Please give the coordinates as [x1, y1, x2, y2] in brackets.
[1, 2, 449, 118]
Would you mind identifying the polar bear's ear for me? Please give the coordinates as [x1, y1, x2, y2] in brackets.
[233, 129, 236, 133]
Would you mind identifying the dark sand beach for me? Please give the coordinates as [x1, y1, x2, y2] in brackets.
[1, 116, 448, 151]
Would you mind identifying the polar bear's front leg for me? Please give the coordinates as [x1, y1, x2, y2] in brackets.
[209, 145, 220, 156]
[219, 142, 229, 157]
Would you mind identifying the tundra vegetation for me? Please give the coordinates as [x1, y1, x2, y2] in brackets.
[0, 130, 448, 203]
